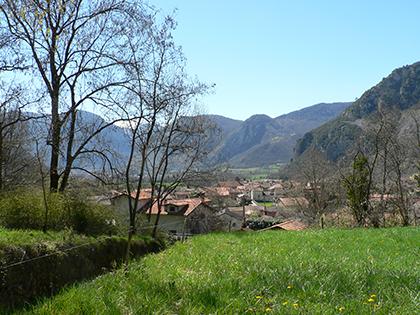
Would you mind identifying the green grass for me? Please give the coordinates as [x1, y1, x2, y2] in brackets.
[0, 228, 152, 250]
[21, 228, 419, 314]
[0, 227, 95, 250]
[257, 202, 274, 208]
[230, 164, 285, 180]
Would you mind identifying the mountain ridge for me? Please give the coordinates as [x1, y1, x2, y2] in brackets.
[295, 61, 420, 161]
[206, 102, 351, 167]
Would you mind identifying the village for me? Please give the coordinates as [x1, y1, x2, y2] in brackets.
[107, 179, 310, 237]
[103, 175, 420, 238]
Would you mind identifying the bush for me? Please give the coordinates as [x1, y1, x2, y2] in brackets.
[0, 190, 121, 236]
[245, 217, 280, 230]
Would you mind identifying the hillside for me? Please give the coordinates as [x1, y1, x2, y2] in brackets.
[295, 62, 420, 161]
[25, 102, 350, 170]
[28, 111, 131, 171]
[25, 228, 419, 314]
[208, 102, 350, 167]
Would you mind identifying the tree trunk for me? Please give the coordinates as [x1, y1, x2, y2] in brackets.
[49, 94, 61, 192]
[59, 163, 72, 193]
[124, 228, 134, 265]
[59, 110, 77, 192]
[0, 130, 3, 192]
[152, 203, 163, 238]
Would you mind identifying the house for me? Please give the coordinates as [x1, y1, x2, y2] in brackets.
[251, 189, 272, 202]
[218, 180, 242, 189]
[172, 188, 199, 199]
[227, 205, 265, 217]
[215, 208, 244, 231]
[260, 219, 308, 231]
[110, 189, 153, 217]
[203, 186, 238, 208]
[268, 183, 285, 198]
[143, 198, 220, 235]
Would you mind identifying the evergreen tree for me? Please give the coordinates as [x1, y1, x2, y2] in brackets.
[342, 152, 371, 226]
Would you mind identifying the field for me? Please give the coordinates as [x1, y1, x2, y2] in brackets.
[22, 228, 419, 314]
[230, 164, 285, 180]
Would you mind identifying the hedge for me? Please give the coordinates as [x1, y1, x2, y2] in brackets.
[0, 236, 164, 310]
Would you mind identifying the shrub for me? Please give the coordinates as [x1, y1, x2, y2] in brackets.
[245, 217, 279, 230]
[0, 190, 121, 236]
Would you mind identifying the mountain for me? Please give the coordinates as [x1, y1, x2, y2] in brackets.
[27, 102, 350, 170]
[207, 102, 351, 167]
[205, 115, 243, 135]
[28, 110, 131, 170]
[295, 62, 420, 161]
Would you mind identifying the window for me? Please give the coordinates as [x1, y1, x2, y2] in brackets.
[167, 205, 177, 213]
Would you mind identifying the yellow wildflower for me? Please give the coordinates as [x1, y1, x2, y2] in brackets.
[367, 298, 375, 303]
[370, 294, 376, 298]
[287, 285, 293, 289]
[293, 303, 299, 308]
[338, 306, 345, 312]
[282, 301, 288, 306]
[265, 307, 272, 312]
[256, 296, 263, 299]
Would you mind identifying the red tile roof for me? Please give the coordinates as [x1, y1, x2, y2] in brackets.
[130, 189, 152, 200]
[146, 198, 209, 216]
[112, 189, 152, 200]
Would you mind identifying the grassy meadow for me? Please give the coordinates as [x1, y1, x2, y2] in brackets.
[22, 228, 419, 314]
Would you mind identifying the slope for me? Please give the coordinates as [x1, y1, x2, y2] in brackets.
[295, 62, 420, 161]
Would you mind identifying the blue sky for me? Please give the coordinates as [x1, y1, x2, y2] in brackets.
[154, 0, 420, 120]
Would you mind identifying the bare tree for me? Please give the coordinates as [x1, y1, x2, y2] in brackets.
[0, 0, 142, 191]
[370, 109, 417, 226]
[292, 147, 336, 227]
[120, 14, 211, 262]
[0, 80, 43, 190]
[0, 28, 38, 191]
[340, 114, 387, 227]
[147, 114, 210, 238]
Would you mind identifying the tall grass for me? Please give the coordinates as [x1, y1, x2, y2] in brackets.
[23, 228, 419, 314]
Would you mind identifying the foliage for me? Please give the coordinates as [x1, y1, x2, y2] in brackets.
[0, 190, 121, 236]
[342, 153, 371, 226]
[0, 230, 163, 310]
[0, 227, 90, 249]
[245, 217, 279, 230]
[23, 228, 420, 314]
